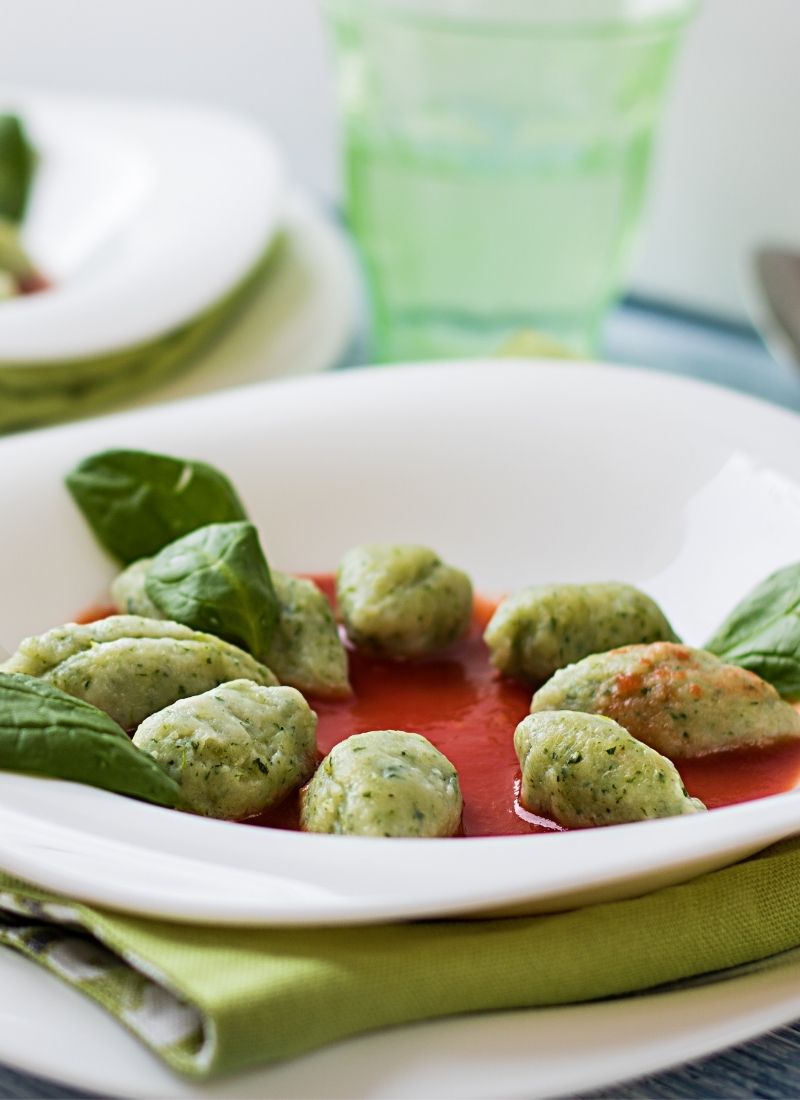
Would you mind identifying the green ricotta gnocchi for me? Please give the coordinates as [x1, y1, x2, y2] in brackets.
[133, 680, 317, 819]
[300, 729, 463, 837]
[484, 582, 678, 684]
[0, 615, 277, 730]
[336, 544, 473, 658]
[514, 711, 705, 827]
[530, 642, 800, 758]
[265, 571, 350, 698]
[111, 557, 160, 617]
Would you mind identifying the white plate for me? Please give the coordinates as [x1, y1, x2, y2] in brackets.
[3, 939, 800, 1098]
[115, 190, 361, 409]
[0, 361, 800, 926]
[0, 90, 284, 360]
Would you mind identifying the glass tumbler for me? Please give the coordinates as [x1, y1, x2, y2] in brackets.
[324, 0, 695, 360]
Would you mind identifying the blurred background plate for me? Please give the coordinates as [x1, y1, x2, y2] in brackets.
[116, 191, 362, 412]
[0, 90, 285, 361]
[0, 189, 360, 433]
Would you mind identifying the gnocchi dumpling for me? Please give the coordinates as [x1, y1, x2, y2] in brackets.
[0, 615, 277, 730]
[266, 571, 351, 698]
[530, 642, 800, 758]
[336, 544, 473, 658]
[484, 582, 677, 684]
[301, 729, 463, 837]
[133, 680, 317, 819]
[514, 710, 705, 827]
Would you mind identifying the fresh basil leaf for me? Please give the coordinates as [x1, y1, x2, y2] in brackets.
[0, 115, 36, 223]
[706, 561, 800, 699]
[0, 672, 182, 807]
[65, 449, 248, 564]
[145, 521, 279, 656]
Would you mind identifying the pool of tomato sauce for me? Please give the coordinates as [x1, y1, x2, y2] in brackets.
[77, 577, 800, 837]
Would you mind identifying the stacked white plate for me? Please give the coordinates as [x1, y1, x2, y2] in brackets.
[0, 90, 359, 432]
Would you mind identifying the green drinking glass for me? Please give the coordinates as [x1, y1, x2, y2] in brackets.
[324, 0, 695, 360]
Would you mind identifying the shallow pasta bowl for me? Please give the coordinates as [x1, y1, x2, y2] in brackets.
[1, 359, 799, 926]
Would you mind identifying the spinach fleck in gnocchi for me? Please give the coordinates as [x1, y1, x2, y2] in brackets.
[530, 642, 800, 758]
[336, 544, 473, 658]
[484, 582, 678, 684]
[0, 615, 277, 730]
[514, 711, 706, 827]
[133, 680, 317, 819]
[301, 729, 463, 837]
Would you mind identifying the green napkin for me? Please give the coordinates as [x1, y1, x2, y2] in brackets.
[2, 836, 800, 1079]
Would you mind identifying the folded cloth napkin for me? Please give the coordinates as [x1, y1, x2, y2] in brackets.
[2, 836, 800, 1080]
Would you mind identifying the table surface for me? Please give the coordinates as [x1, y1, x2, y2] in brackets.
[3, 295, 800, 1100]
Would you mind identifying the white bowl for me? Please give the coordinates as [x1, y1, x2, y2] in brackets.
[1, 359, 799, 925]
[0, 90, 284, 361]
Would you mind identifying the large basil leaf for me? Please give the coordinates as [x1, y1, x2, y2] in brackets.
[65, 449, 247, 563]
[706, 562, 800, 699]
[0, 673, 182, 807]
[145, 521, 279, 656]
[0, 115, 36, 223]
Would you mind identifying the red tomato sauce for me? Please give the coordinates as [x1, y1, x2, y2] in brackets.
[676, 742, 800, 809]
[78, 577, 800, 836]
[251, 576, 800, 836]
[74, 604, 118, 624]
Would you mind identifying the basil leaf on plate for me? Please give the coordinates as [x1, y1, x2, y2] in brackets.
[0, 672, 182, 807]
[65, 449, 248, 563]
[145, 521, 279, 656]
[0, 114, 36, 223]
[706, 561, 800, 699]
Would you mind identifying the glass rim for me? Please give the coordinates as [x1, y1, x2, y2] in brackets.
[322, 0, 697, 29]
